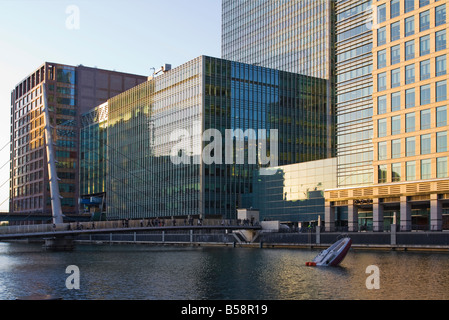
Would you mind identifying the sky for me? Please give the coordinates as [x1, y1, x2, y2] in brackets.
[0, 0, 222, 211]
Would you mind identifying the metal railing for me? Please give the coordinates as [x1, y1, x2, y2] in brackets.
[0, 218, 253, 236]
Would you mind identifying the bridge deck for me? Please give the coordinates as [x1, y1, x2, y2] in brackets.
[0, 219, 261, 240]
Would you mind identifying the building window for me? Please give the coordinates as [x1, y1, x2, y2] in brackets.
[378, 95, 387, 114]
[405, 16, 415, 37]
[405, 64, 415, 84]
[378, 72, 387, 91]
[391, 0, 400, 18]
[420, 109, 431, 130]
[392, 139, 401, 159]
[420, 59, 431, 80]
[391, 115, 401, 135]
[420, 84, 431, 105]
[436, 80, 447, 102]
[391, 92, 401, 111]
[391, 21, 401, 42]
[436, 30, 447, 52]
[405, 0, 414, 13]
[406, 161, 416, 181]
[419, 0, 430, 8]
[436, 55, 447, 77]
[421, 134, 432, 155]
[406, 112, 415, 132]
[378, 141, 388, 160]
[378, 118, 387, 137]
[421, 159, 432, 180]
[391, 45, 401, 65]
[405, 40, 415, 60]
[378, 165, 388, 183]
[378, 50, 387, 69]
[392, 163, 401, 182]
[378, 4, 386, 24]
[406, 88, 415, 108]
[420, 10, 430, 32]
[406, 136, 416, 157]
[378, 27, 387, 46]
[420, 35, 430, 56]
[436, 106, 447, 127]
[437, 157, 448, 178]
[391, 68, 400, 88]
[436, 5, 446, 27]
[437, 131, 447, 153]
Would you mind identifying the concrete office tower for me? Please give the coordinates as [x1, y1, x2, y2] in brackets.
[326, 0, 449, 233]
[222, 0, 336, 159]
[10, 63, 146, 222]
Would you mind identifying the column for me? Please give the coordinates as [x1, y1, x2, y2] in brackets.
[347, 200, 358, 232]
[400, 196, 411, 231]
[430, 194, 442, 231]
[373, 198, 384, 232]
[325, 201, 335, 232]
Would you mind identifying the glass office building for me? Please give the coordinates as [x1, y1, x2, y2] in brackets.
[222, 0, 336, 159]
[79, 102, 108, 212]
[10, 62, 146, 221]
[335, 0, 374, 187]
[106, 56, 329, 220]
[247, 158, 337, 223]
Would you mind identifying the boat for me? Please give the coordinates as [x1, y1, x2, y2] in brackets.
[306, 237, 352, 267]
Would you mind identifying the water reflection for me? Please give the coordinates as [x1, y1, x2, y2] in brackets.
[1, 242, 449, 300]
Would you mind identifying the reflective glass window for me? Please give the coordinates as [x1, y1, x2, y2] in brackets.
[436, 30, 446, 52]
[406, 112, 415, 132]
[421, 159, 432, 180]
[391, 92, 401, 111]
[378, 50, 387, 69]
[405, 40, 415, 60]
[420, 35, 430, 56]
[406, 161, 416, 181]
[391, 115, 401, 135]
[378, 118, 387, 137]
[436, 5, 446, 27]
[391, 139, 401, 159]
[391, 21, 401, 41]
[436, 106, 447, 127]
[406, 88, 415, 108]
[378, 95, 387, 114]
[405, 64, 415, 84]
[391, 68, 400, 88]
[420, 84, 431, 105]
[391, 45, 400, 65]
[378, 141, 387, 160]
[436, 80, 447, 102]
[421, 134, 432, 155]
[437, 131, 447, 153]
[405, 16, 415, 37]
[420, 11, 430, 32]
[406, 137, 416, 157]
[437, 157, 448, 178]
[420, 109, 431, 130]
[392, 163, 401, 182]
[436, 55, 447, 76]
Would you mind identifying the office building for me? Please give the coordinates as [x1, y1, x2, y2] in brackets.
[326, 0, 449, 232]
[106, 55, 330, 220]
[10, 63, 146, 220]
[222, 0, 336, 159]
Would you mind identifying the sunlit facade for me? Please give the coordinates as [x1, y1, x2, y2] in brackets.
[10, 63, 146, 220]
[106, 56, 330, 220]
[222, 0, 336, 160]
[326, 0, 449, 233]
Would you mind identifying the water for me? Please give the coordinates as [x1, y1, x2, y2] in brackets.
[1, 242, 449, 300]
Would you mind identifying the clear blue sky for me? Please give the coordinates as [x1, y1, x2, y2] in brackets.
[0, 0, 222, 211]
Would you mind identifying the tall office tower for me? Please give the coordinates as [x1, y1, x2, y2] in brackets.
[106, 55, 329, 220]
[326, 0, 449, 233]
[10, 63, 146, 221]
[335, 0, 374, 187]
[222, 0, 336, 159]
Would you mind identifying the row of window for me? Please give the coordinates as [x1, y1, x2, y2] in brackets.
[377, 30, 446, 72]
[377, 4, 446, 45]
[378, 156, 448, 183]
[378, 105, 447, 137]
[378, 0, 442, 24]
[378, 78, 447, 107]
[378, 131, 448, 161]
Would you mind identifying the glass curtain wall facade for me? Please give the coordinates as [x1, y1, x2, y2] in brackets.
[335, 0, 374, 187]
[107, 56, 329, 220]
[222, 0, 336, 159]
[79, 102, 108, 199]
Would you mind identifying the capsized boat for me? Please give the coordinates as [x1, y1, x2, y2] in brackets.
[306, 237, 352, 267]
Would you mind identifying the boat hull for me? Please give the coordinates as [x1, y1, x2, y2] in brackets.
[308, 237, 352, 267]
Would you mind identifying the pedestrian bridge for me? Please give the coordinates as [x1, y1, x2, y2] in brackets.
[0, 219, 261, 241]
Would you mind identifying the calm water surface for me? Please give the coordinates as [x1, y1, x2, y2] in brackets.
[1, 242, 449, 300]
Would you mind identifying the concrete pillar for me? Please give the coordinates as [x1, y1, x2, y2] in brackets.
[316, 225, 321, 245]
[400, 196, 411, 231]
[325, 201, 335, 232]
[391, 223, 397, 246]
[373, 198, 384, 232]
[430, 194, 442, 231]
[348, 200, 358, 232]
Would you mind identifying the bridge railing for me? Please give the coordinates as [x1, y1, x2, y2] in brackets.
[0, 218, 254, 236]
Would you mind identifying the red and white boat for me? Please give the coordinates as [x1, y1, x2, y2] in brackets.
[306, 237, 352, 267]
